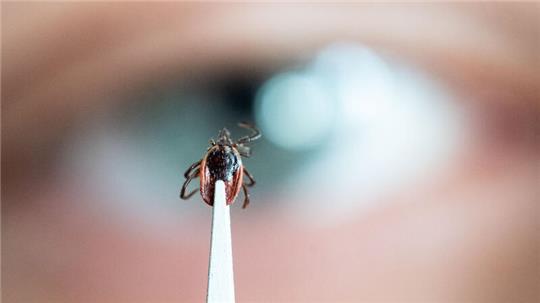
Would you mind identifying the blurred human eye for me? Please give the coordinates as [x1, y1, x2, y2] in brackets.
[3, 3, 538, 303]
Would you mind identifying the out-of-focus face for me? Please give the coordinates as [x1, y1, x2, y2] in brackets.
[2, 3, 538, 303]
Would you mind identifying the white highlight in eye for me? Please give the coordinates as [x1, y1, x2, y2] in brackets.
[258, 43, 464, 225]
[255, 72, 336, 150]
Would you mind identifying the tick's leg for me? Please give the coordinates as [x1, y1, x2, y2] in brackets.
[237, 145, 251, 158]
[180, 168, 200, 199]
[237, 122, 261, 144]
[184, 160, 201, 178]
[241, 184, 250, 209]
[243, 167, 256, 187]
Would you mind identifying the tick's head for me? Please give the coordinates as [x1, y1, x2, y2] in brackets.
[216, 127, 233, 146]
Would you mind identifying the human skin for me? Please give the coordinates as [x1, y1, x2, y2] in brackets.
[2, 3, 538, 303]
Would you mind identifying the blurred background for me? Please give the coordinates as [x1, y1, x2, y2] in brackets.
[2, 2, 539, 303]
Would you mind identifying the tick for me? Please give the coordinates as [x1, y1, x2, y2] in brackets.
[180, 122, 261, 209]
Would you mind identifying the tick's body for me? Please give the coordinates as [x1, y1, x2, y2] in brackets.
[180, 123, 260, 208]
[200, 145, 243, 206]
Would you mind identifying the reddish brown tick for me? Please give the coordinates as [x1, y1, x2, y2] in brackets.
[180, 122, 261, 209]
